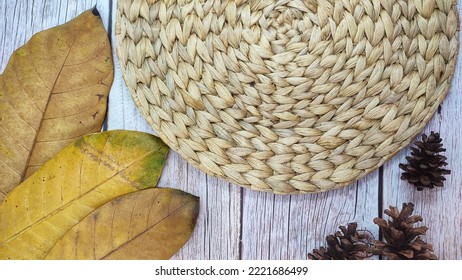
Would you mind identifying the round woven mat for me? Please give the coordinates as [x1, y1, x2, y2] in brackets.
[115, 0, 459, 194]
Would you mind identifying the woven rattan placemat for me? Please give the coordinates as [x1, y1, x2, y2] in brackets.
[115, 0, 459, 194]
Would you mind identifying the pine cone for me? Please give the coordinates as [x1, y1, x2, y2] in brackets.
[372, 202, 437, 260]
[399, 131, 450, 191]
[308, 223, 373, 260]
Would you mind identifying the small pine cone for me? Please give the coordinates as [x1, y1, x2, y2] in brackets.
[372, 202, 437, 260]
[400, 131, 450, 191]
[308, 223, 373, 260]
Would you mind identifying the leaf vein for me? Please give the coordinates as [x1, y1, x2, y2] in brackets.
[42, 102, 103, 121]
[45, 33, 59, 72]
[0, 156, 21, 176]
[35, 134, 85, 144]
[1, 84, 38, 131]
[51, 70, 112, 95]
[102, 200, 196, 259]
[12, 62, 45, 114]
[63, 47, 106, 67]
[0, 126, 30, 156]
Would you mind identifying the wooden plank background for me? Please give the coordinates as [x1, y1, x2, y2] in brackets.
[0, 0, 460, 259]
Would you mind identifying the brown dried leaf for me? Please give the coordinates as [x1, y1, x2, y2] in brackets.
[45, 188, 199, 260]
[0, 9, 113, 199]
[0, 130, 169, 259]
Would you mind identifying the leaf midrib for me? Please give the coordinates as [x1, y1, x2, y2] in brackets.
[22, 27, 83, 179]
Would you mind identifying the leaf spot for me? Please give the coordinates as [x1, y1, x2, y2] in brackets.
[92, 212, 99, 220]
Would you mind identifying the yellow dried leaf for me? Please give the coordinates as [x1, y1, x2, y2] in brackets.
[0, 130, 169, 260]
[46, 188, 199, 260]
[0, 9, 114, 199]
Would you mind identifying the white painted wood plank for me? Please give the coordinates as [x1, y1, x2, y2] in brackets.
[381, 2, 462, 260]
[241, 172, 379, 259]
[107, 0, 241, 260]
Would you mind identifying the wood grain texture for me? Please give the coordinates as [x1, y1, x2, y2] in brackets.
[1, 0, 460, 259]
[241, 173, 378, 259]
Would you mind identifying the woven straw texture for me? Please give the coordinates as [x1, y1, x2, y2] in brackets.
[115, 0, 459, 194]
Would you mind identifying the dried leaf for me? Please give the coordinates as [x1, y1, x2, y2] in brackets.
[0, 130, 169, 260]
[46, 188, 199, 260]
[0, 9, 114, 199]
